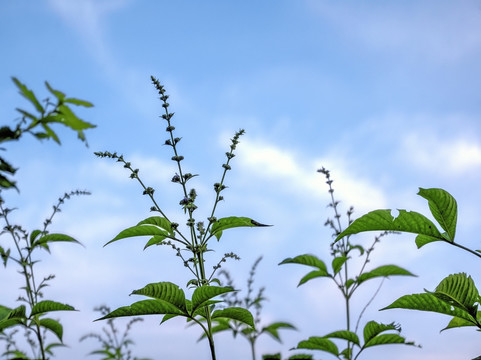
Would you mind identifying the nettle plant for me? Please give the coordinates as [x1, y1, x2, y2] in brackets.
[94, 76, 268, 360]
[280, 168, 418, 360]
[80, 305, 152, 360]
[0, 78, 94, 359]
[337, 188, 481, 341]
[207, 256, 296, 360]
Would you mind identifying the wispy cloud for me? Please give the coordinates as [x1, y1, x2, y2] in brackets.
[307, 1, 481, 63]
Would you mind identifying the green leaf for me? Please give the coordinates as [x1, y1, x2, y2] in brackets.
[131, 282, 186, 312]
[332, 256, 347, 275]
[432, 273, 479, 317]
[191, 286, 234, 312]
[357, 265, 416, 285]
[287, 355, 313, 360]
[12, 77, 44, 113]
[33, 233, 82, 250]
[212, 307, 255, 328]
[298, 270, 330, 287]
[0, 305, 11, 320]
[45, 81, 66, 101]
[324, 330, 360, 346]
[418, 188, 457, 241]
[364, 333, 415, 348]
[382, 293, 476, 324]
[296, 337, 339, 356]
[261, 322, 297, 342]
[336, 209, 443, 248]
[105, 224, 171, 246]
[442, 316, 478, 331]
[63, 97, 94, 107]
[363, 321, 399, 344]
[39, 318, 63, 342]
[31, 301, 76, 316]
[143, 235, 167, 249]
[210, 216, 270, 241]
[279, 254, 328, 273]
[137, 216, 173, 235]
[96, 299, 185, 321]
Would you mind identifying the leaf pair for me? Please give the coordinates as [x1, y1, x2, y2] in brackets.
[295, 321, 416, 357]
[383, 273, 481, 331]
[96, 282, 255, 329]
[336, 188, 457, 248]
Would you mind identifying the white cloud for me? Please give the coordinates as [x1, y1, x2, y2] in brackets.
[307, 1, 481, 63]
[402, 133, 481, 174]
[236, 137, 387, 212]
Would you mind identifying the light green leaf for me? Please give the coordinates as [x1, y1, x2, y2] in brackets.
[191, 286, 234, 312]
[137, 216, 173, 235]
[31, 301, 76, 316]
[12, 77, 43, 113]
[442, 316, 478, 331]
[105, 224, 171, 246]
[210, 216, 270, 241]
[143, 235, 167, 249]
[64, 97, 94, 107]
[96, 299, 185, 321]
[296, 337, 339, 356]
[131, 282, 186, 312]
[332, 256, 347, 275]
[357, 265, 416, 285]
[261, 322, 297, 342]
[336, 209, 443, 248]
[418, 188, 457, 241]
[39, 318, 63, 342]
[33, 233, 82, 250]
[212, 307, 255, 328]
[45, 81, 65, 101]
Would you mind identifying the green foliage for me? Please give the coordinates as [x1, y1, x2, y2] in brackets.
[337, 188, 481, 335]
[280, 168, 417, 359]
[1, 77, 95, 191]
[206, 256, 296, 360]
[80, 305, 152, 360]
[0, 79, 94, 359]
[95, 77, 268, 360]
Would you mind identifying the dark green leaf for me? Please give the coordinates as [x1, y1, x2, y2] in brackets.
[39, 318, 63, 342]
[96, 299, 185, 321]
[212, 307, 255, 328]
[279, 254, 328, 273]
[432, 273, 479, 317]
[418, 188, 457, 241]
[363, 321, 399, 343]
[296, 337, 339, 356]
[191, 286, 234, 312]
[442, 316, 478, 331]
[324, 330, 360, 346]
[298, 270, 330, 287]
[33, 233, 81, 250]
[131, 282, 186, 311]
[382, 293, 476, 324]
[357, 265, 416, 285]
[336, 209, 443, 249]
[143, 235, 167, 249]
[31, 301, 76, 316]
[287, 355, 313, 360]
[210, 216, 270, 241]
[364, 334, 415, 348]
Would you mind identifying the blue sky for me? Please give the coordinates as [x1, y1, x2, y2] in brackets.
[1, 1, 481, 359]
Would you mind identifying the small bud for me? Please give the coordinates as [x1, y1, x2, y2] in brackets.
[222, 164, 231, 170]
[166, 125, 175, 132]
